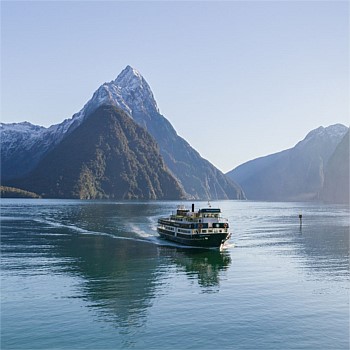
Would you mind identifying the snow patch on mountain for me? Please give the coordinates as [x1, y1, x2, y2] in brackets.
[1, 122, 46, 157]
[72, 65, 159, 125]
[295, 124, 348, 149]
[0, 121, 45, 134]
[1, 117, 78, 157]
[37, 65, 160, 141]
[1, 65, 157, 160]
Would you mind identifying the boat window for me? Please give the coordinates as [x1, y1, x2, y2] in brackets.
[178, 228, 190, 233]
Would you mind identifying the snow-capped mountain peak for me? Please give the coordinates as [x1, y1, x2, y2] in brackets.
[114, 65, 144, 90]
[295, 123, 348, 150]
[303, 124, 348, 141]
[111, 65, 159, 114]
[71, 65, 159, 128]
[1, 65, 163, 180]
[45, 65, 160, 144]
[324, 123, 349, 138]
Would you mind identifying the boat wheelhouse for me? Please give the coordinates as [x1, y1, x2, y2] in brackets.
[157, 203, 231, 248]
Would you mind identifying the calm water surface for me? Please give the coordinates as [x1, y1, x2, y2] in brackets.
[1, 199, 349, 349]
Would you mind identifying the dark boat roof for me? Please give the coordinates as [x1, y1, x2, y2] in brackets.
[199, 208, 221, 213]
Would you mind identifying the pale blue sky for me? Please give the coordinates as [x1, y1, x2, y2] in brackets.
[1, 1, 349, 172]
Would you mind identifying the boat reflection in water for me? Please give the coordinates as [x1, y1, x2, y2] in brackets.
[159, 247, 232, 291]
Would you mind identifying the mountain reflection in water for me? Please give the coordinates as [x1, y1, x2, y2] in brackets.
[1, 200, 348, 350]
[55, 232, 231, 326]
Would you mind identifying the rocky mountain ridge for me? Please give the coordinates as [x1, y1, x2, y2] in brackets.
[1, 66, 244, 200]
[7, 106, 185, 200]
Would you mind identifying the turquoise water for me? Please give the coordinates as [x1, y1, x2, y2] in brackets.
[1, 199, 349, 349]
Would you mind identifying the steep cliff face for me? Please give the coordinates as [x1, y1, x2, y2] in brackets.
[1, 65, 244, 200]
[319, 130, 349, 204]
[73, 65, 244, 200]
[227, 124, 348, 201]
[8, 106, 185, 200]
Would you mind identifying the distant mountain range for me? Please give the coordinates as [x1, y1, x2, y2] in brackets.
[2, 66, 347, 203]
[226, 124, 349, 203]
[1, 66, 244, 200]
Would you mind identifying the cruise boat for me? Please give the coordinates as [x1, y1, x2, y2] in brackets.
[157, 203, 231, 248]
